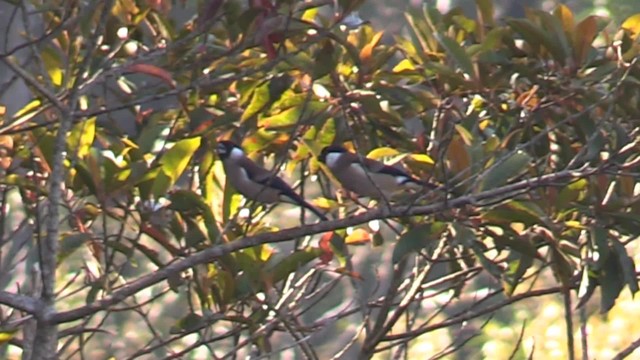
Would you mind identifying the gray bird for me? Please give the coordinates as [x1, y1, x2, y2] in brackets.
[318, 145, 435, 199]
[216, 140, 327, 220]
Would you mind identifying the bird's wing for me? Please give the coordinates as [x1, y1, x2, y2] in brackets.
[241, 158, 327, 220]
[240, 158, 306, 197]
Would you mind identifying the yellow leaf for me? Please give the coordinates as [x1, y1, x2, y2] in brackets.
[446, 133, 471, 179]
[0, 331, 16, 343]
[312, 197, 333, 210]
[359, 31, 384, 63]
[367, 147, 399, 160]
[346, 228, 371, 245]
[407, 153, 434, 165]
[49, 67, 63, 86]
[392, 59, 415, 73]
[622, 13, 640, 40]
[14, 99, 41, 119]
[565, 220, 584, 229]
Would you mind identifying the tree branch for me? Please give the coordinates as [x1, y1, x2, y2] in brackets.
[0, 291, 41, 314]
[51, 166, 600, 324]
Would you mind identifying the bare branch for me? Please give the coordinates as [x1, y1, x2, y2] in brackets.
[51, 165, 601, 325]
[0, 291, 41, 314]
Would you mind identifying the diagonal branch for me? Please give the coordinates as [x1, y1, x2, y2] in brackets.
[51, 165, 601, 324]
[0, 291, 42, 314]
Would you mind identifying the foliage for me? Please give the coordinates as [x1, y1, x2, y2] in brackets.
[0, 0, 640, 358]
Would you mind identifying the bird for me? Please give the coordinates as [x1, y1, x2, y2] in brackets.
[318, 145, 436, 200]
[216, 140, 327, 220]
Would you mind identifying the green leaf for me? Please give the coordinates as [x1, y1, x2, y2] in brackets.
[258, 102, 329, 130]
[477, 150, 532, 192]
[151, 137, 202, 197]
[611, 238, 639, 295]
[453, 222, 503, 279]
[482, 200, 547, 227]
[68, 117, 96, 159]
[475, 0, 495, 27]
[169, 189, 219, 243]
[556, 178, 588, 210]
[599, 253, 625, 313]
[435, 33, 475, 80]
[549, 246, 574, 288]
[58, 233, 91, 262]
[241, 81, 270, 122]
[312, 40, 337, 79]
[507, 17, 565, 62]
[502, 251, 534, 296]
[41, 46, 63, 86]
[266, 248, 321, 284]
[170, 313, 206, 334]
[393, 222, 446, 263]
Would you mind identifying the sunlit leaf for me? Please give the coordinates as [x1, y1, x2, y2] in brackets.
[367, 147, 399, 159]
[345, 228, 371, 245]
[151, 137, 202, 197]
[258, 102, 328, 130]
[0, 330, 16, 344]
[68, 117, 96, 159]
[360, 30, 384, 64]
[621, 13, 640, 40]
[241, 81, 270, 122]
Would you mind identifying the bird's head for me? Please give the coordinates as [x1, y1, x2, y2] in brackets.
[216, 140, 243, 160]
[319, 145, 348, 164]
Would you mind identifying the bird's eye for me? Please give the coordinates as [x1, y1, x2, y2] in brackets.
[216, 144, 226, 154]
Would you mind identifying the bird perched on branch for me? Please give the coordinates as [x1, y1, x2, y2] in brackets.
[319, 145, 437, 200]
[216, 140, 327, 220]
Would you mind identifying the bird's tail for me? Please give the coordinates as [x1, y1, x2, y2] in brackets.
[282, 192, 328, 221]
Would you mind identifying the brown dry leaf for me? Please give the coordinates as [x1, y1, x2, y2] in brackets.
[127, 63, 176, 88]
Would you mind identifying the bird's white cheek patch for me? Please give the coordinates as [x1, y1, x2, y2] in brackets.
[229, 147, 244, 160]
[325, 153, 342, 168]
[395, 176, 409, 184]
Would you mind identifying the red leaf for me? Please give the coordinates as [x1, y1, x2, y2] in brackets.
[318, 231, 334, 264]
[127, 63, 176, 89]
